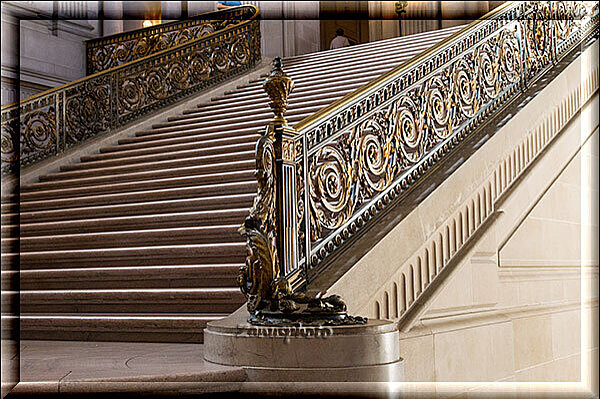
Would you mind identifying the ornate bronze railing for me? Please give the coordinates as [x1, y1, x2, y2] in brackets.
[86, 6, 256, 75]
[1, 5, 260, 176]
[239, 1, 598, 324]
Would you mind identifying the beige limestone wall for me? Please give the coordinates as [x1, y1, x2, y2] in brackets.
[326, 37, 599, 390]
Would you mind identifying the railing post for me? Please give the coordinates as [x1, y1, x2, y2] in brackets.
[238, 57, 366, 326]
[263, 57, 300, 282]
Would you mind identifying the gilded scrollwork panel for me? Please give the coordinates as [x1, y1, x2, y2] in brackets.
[115, 27, 255, 125]
[1, 109, 18, 175]
[86, 6, 256, 74]
[306, 23, 523, 248]
[298, 1, 597, 272]
[64, 78, 111, 149]
[19, 99, 58, 168]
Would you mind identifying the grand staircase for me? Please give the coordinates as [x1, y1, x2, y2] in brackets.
[2, 26, 463, 343]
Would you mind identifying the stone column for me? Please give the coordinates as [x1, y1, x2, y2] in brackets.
[401, 1, 440, 36]
[368, 1, 400, 42]
[253, 1, 320, 58]
[102, 1, 123, 36]
[441, 1, 490, 29]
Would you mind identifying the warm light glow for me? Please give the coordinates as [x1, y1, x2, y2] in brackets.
[142, 20, 153, 28]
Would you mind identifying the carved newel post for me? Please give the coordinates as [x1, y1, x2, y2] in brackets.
[238, 57, 367, 326]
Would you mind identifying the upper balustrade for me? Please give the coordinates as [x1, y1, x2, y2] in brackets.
[85, 6, 256, 75]
[239, 1, 598, 325]
[1, 5, 260, 176]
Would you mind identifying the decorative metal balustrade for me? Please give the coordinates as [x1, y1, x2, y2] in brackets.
[1, 5, 260, 176]
[240, 1, 598, 324]
[86, 6, 255, 75]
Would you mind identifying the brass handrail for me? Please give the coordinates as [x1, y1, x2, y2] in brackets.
[85, 6, 257, 74]
[1, 5, 260, 176]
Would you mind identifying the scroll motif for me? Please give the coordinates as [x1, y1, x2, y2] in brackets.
[116, 33, 253, 122]
[85, 6, 255, 75]
[239, 125, 279, 313]
[307, 26, 522, 243]
[65, 78, 111, 148]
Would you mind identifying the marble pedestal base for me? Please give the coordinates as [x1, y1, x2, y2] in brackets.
[203, 310, 403, 382]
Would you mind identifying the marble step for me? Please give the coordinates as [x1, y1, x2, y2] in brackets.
[9, 208, 248, 237]
[231, 66, 394, 96]
[116, 125, 263, 147]
[211, 75, 376, 103]
[50, 151, 256, 179]
[280, 25, 462, 67]
[206, 81, 363, 107]
[15, 193, 255, 223]
[106, 130, 260, 153]
[231, 42, 443, 94]
[85, 134, 259, 161]
[1, 202, 17, 214]
[152, 104, 322, 130]
[247, 40, 447, 86]
[186, 94, 342, 115]
[72, 142, 256, 170]
[1, 270, 17, 290]
[135, 111, 310, 136]
[116, 126, 261, 149]
[21, 288, 245, 313]
[20, 313, 228, 342]
[0, 212, 16, 226]
[20, 170, 255, 201]
[31, 160, 254, 188]
[18, 181, 257, 212]
[14, 224, 243, 252]
[172, 97, 326, 121]
[20, 264, 241, 290]
[13, 243, 246, 269]
[194, 88, 354, 113]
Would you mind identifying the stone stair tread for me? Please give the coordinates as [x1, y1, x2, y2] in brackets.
[19, 264, 242, 290]
[19, 180, 257, 212]
[38, 159, 255, 184]
[72, 142, 256, 170]
[51, 151, 254, 179]
[20, 170, 255, 201]
[21, 312, 230, 319]
[15, 193, 255, 223]
[84, 136, 259, 161]
[10, 243, 247, 269]
[14, 224, 244, 252]
[20, 264, 241, 283]
[11, 208, 249, 235]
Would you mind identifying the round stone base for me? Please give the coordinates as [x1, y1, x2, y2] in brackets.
[203, 310, 403, 382]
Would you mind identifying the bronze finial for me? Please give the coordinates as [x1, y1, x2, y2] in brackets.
[263, 57, 294, 124]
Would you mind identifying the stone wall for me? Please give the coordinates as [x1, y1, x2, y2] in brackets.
[1, 1, 101, 105]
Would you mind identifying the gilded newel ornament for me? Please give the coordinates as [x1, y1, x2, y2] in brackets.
[238, 57, 367, 326]
[262, 57, 294, 124]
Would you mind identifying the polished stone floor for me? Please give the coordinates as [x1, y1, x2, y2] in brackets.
[7, 340, 407, 398]
[13, 340, 245, 397]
